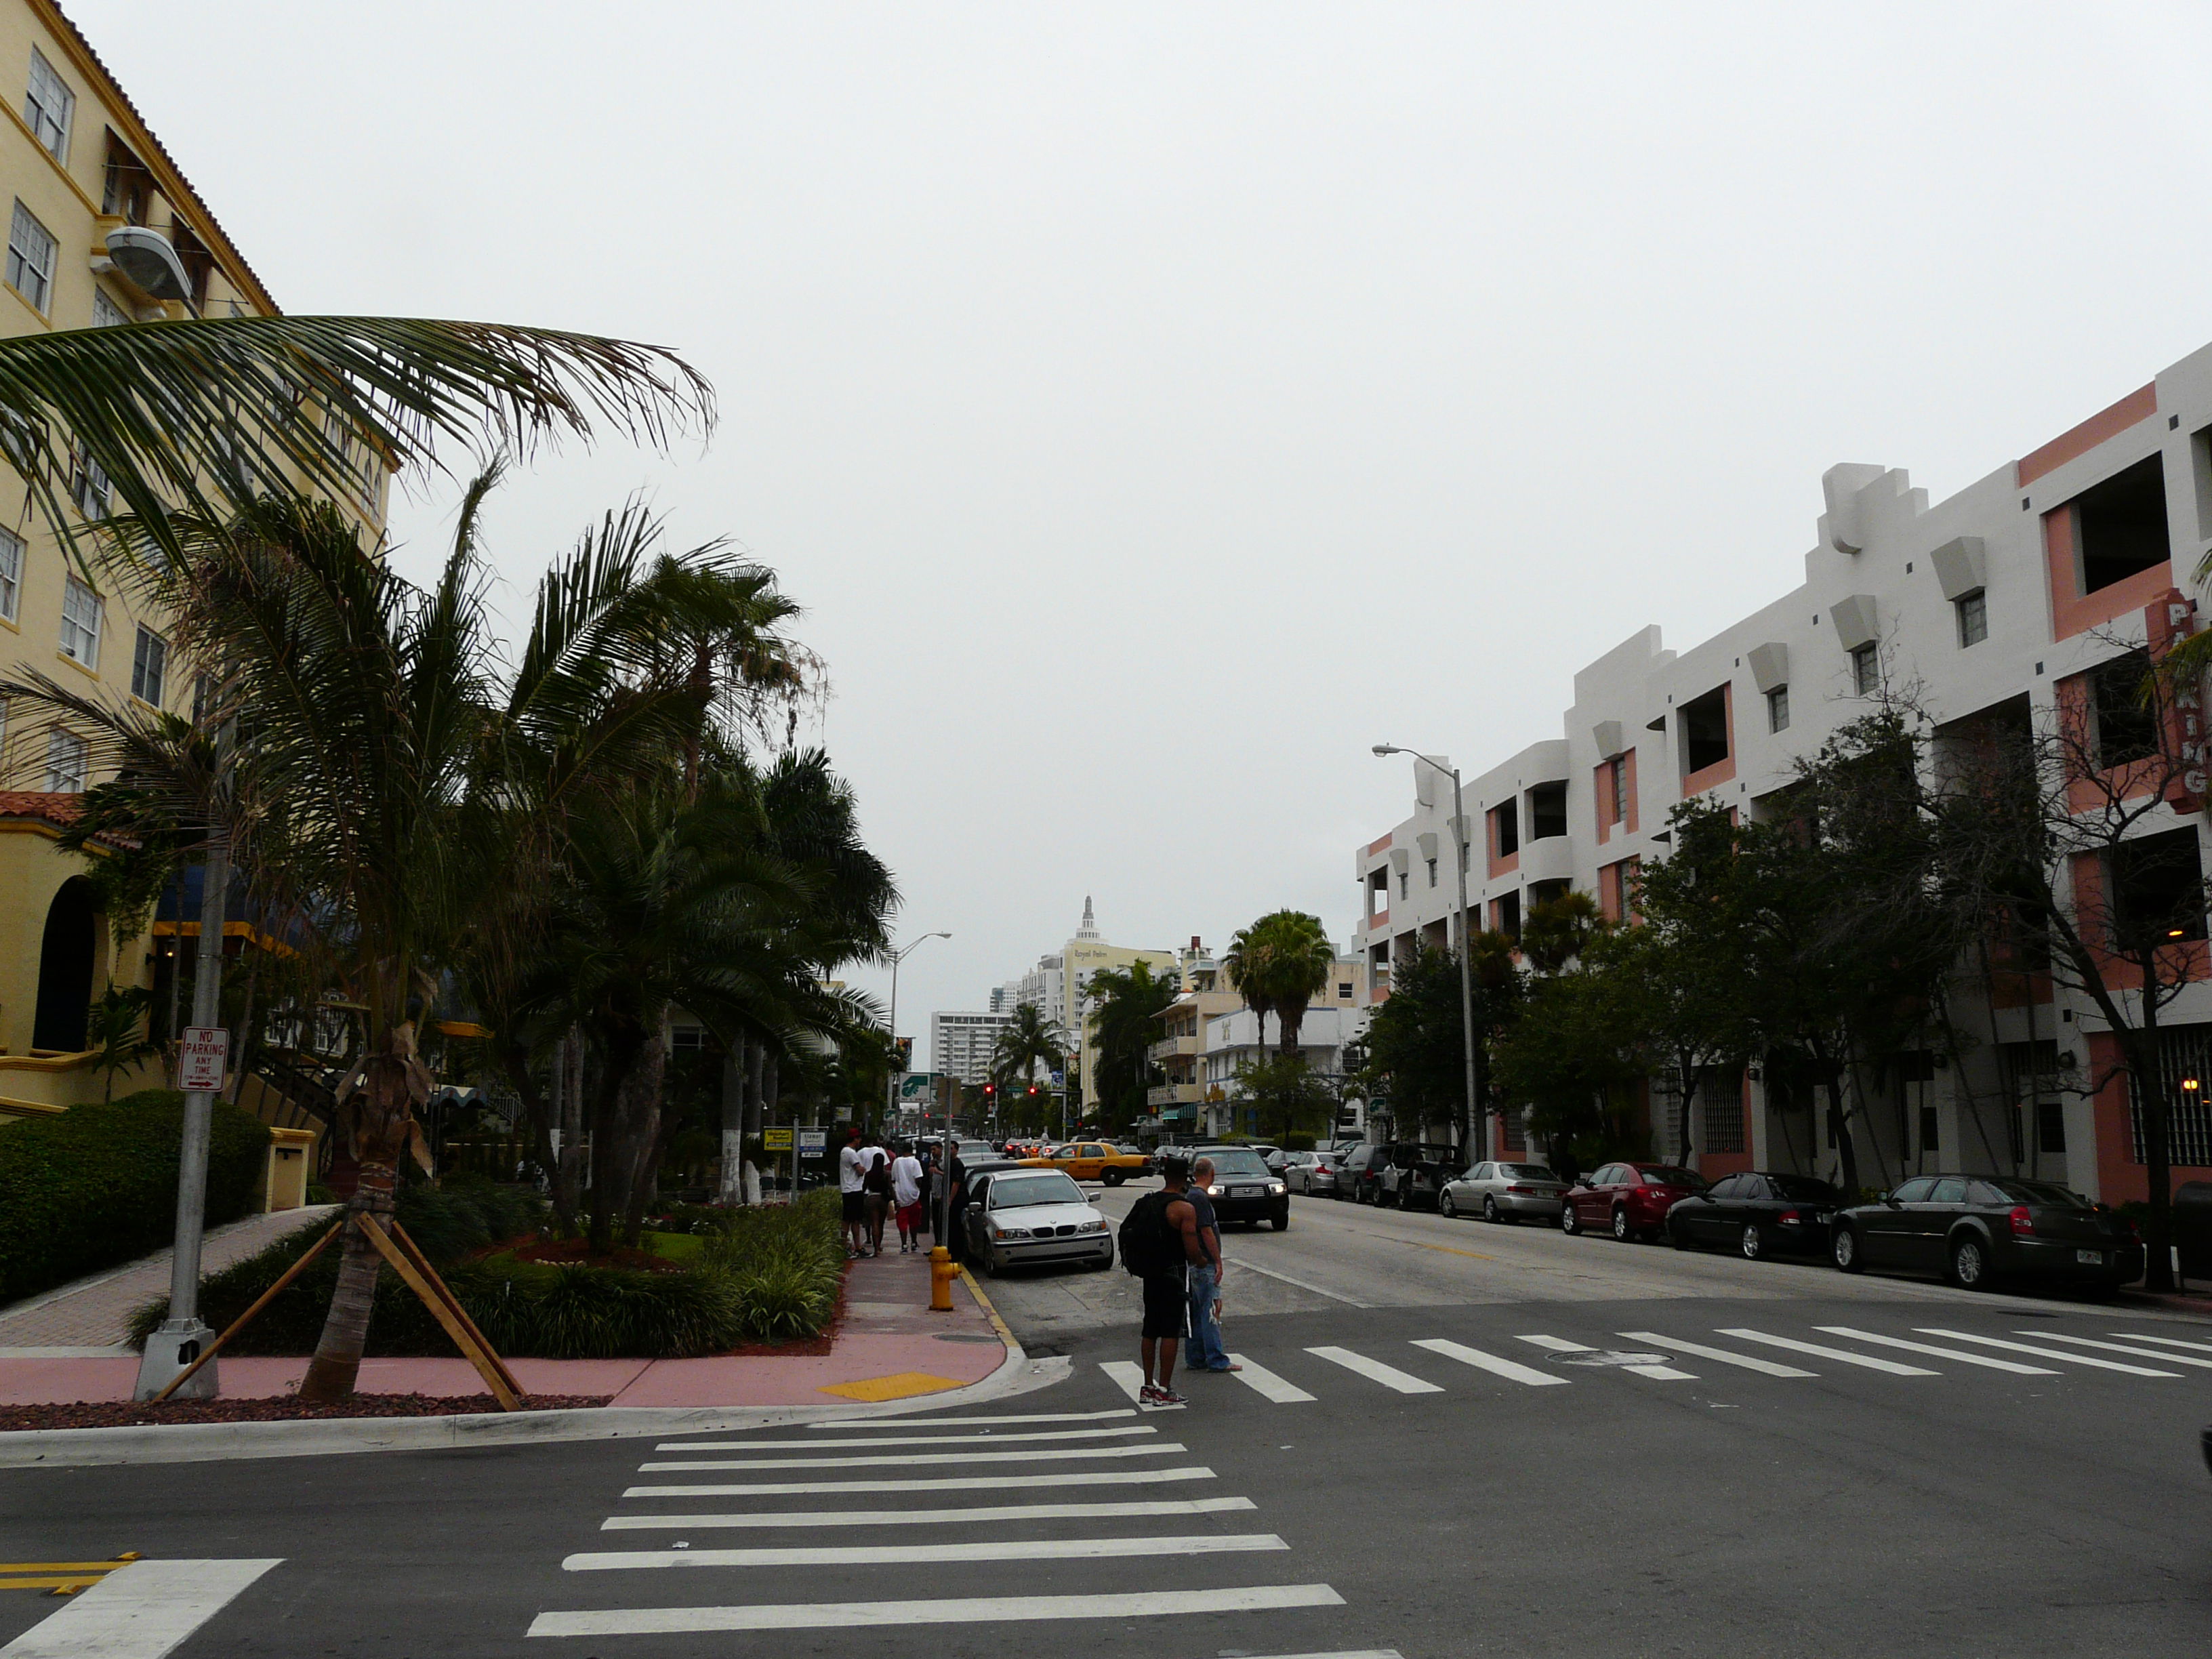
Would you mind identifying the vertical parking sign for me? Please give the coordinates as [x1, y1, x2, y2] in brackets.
[177, 1027, 228, 1093]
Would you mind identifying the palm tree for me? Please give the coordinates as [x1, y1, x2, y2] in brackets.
[1084, 960, 1176, 1133]
[992, 1004, 1068, 1129]
[1225, 909, 1338, 1061]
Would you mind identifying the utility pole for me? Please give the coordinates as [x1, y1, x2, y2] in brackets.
[884, 930, 950, 1129]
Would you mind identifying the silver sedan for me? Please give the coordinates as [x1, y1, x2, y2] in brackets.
[1439, 1161, 1569, 1223]
[1285, 1151, 1343, 1195]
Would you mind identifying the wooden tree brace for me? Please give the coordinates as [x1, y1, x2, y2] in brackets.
[352, 1213, 521, 1411]
[153, 1218, 346, 1403]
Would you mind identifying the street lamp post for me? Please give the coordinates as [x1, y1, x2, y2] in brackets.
[885, 930, 950, 1129]
[1374, 745, 1482, 1158]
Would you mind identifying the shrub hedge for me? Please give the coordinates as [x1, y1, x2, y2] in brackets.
[129, 1185, 848, 1359]
[0, 1090, 272, 1305]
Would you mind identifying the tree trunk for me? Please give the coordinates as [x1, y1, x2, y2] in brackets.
[223, 942, 265, 1107]
[2127, 972, 2177, 1294]
[615, 1023, 670, 1248]
[499, 1036, 576, 1238]
[556, 1029, 585, 1232]
[762, 1052, 781, 1199]
[586, 1040, 632, 1252]
[1810, 1038, 1860, 1197]
[718, 1043, 745, 1205]
[296, 1158, 395, 1401]
[741, 1035, 766, 1205]
[1674, 1052, 1698, 1167]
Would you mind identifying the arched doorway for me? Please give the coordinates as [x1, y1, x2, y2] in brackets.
[33, 877, 97, 1052]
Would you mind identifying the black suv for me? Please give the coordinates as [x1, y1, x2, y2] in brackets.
[1336, 1141, 1465, 1208]
[1188, 1145, 1290, 1230]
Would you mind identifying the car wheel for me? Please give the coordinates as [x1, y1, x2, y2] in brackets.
[1271, 1212, 1289, 1232]
[1481, 1195, 1500, 1224]
[1439, 1189, 1459, 1219]
[1612, 1206, 1633, 1242]
[982, 1248, 1003, 1278]
[1832, 1225, 1863, 1273]
[1104, 1169, 1125, 1187]
[1740, 1223, 1764, 1262]
[1560, 1203, 1582, 1236]
[1948, 1233, 1992, 1291]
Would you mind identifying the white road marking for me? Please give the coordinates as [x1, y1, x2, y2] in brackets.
[0, 1559, 281, 1659]
[819, 1409, 1139, 1427]
[1231, 1652, 1406, 1659]
[2112, 1332, 2212, 1355]
[623, 1467, 1215, 1498]
[1412, 1338, 1571, 1387]
[527, 1583, 1346, 1637]
[1225, 1354, 1316, 1403]
[1912, 1328, 2181, 1377]
[2030, 1332, 2212, 1369]
[635, 1444, 1179, 1472]
[1810, 1327, 2055, 1374]
[1305, 1346, 1443, 1393]
[1715, 1329, 1938, 1376]
[1616, 1332, 1816, 1378]
[602, 1497, 1260, 1530]
[1101, 1359, 1147, 1401]
[655, 1426, 1156, 1451]
[565, 1532, 1289, 1570]
[1513, 1334, 1695, 1381]
[1231, 1258, 1375, 1308]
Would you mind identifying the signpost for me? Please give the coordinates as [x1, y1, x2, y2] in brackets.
[798, 1128, 827, 1157]
[176, 1027, 229, 1094]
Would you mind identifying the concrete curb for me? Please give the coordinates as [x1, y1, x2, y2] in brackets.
[0, 1290, 1064, 1470]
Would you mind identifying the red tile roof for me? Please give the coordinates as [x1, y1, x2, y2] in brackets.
[0, 790, 136, 848]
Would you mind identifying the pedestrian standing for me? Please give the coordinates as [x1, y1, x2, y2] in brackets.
[837, 1128, 869, 1259]
[1125, 1155, 1204, 1408]
[863, 1141, 893, 1255]
[1183, 1157, 1240, 1374]
[890, 1141, 926, 1252]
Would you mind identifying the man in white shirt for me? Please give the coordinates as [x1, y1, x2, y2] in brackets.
[889, 1143, 926, 1253]
[837, 1129, 869, 1258]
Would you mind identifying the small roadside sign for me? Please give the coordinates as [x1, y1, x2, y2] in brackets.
[798, 1128, 827, 1158]
[178, 1026, 228, 1093]
[762, 1127, 794, 1152]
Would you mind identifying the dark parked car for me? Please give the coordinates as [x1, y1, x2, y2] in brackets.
[1830, 1174, 2144, 1293]
[1665, 1171, 1843, 1259]
[1189, 1145, 1289, 1230]
[1560, 1162, 1707, 1242]
[1334, 1141, 1463, 1209]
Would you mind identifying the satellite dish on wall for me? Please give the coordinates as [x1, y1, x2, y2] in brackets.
[103, 226, 191, 302]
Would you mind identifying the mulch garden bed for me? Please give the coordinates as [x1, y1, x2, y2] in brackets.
[1, 1393, 611, 1431]
[505, 1237, 684, 1271]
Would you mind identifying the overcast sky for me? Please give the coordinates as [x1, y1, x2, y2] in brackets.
[70, 1, 2212, 1065]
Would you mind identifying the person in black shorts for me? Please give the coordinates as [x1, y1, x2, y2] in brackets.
[1139, 1156, 1205, 1408]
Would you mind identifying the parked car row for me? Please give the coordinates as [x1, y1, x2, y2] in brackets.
[1277, 1145, 2145, 1296]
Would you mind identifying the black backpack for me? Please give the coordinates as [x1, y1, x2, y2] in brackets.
[1119, 1191, 1181, 1277]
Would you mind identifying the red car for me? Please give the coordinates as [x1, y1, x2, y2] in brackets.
[1559, 1161, 1708, 1242]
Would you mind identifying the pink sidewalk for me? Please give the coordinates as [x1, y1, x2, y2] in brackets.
[0, 1246, 1014, 1409]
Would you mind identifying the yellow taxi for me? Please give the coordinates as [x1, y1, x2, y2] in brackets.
[1019, 1140, 1154, 1187]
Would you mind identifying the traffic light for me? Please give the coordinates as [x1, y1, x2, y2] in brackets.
[893, 1036, 913, 1071]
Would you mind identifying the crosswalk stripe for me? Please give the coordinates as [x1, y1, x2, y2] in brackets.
[655, 1427, 1157, 1451]
[636, 1445, 1181, 1473]
[1912, 1329, 2181, 1377]
[563, 1532, 1290, 1570]
[0, 1559, 283, 1659]
[1616, 1332, 1816, 1378]
[1514, 1334, 1695, 1380]
[2111, 1332, 2212, 1355]
[2017, 1332, 2212, 1369]
[1810, 1328, 2055, 1374]
[1225, 1354, 1316, 1403]
[1305, 1346, 1443, 1393]
[601, 1497, 1261, 1531]
[1100, 1359, 1148, 1402]
[1411, 1338, 1570, 1387]
[526, 1583, 1346, 1637]
[819, 1409, 1139, 1427]
[1715, 1330, 1938, 1376]
[623, 1467, 1215, 1498]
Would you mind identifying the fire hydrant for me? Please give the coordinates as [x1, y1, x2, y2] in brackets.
[928, 1245, 957, 1312]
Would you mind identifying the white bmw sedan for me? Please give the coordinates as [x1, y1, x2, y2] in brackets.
[962, 1168, 1115, 1277]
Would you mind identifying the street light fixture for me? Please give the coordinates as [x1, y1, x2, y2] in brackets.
[1373, 744, 1482, 1158]
[885, 930, 951, 1128]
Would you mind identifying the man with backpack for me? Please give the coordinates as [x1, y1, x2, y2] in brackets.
[1119, 1155, 1206, 1408]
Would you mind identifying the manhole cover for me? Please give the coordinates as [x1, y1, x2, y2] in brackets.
[933, 1333, 1002, 1344]
[1549, 1349, 1671, 1368]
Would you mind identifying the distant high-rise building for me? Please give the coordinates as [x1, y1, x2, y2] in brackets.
[930, 1010, 1013, 1086]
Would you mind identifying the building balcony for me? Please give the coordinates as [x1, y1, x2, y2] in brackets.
[1147, 1033, 1199, 1063]
[1147, 1082, 1206, 1108]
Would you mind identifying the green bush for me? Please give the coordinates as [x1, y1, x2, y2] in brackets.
[128, 1185, 846, 1359]
[0, 1090, 271, 1304]
[392, 1176, 548, 1265]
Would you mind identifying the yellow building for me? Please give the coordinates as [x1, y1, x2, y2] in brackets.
[0, 0, 377, 1141]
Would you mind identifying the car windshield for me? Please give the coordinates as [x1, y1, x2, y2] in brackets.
[1769, 1175, 1841, 1202]
[1502, 1164, 1557, 1181]
[987, 1172, 1085, 1209]
[1637, 1166, 1706, 1189]
[1206, 1151, 1271, 1178]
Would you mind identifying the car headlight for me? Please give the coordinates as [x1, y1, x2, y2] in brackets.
[1267, 1182, 1286, 1195]
[1076, 1219, 1107, 1235]
[1204, 1183, 1221, 1195]
[989, 1225, 1031, 1240]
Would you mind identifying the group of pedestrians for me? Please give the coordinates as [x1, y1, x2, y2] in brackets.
[1130, 1153, 1240, 1409]
[836, 1128, 935, 1260]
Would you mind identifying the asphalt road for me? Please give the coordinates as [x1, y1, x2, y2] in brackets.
[2, 1187, 2207, 1658]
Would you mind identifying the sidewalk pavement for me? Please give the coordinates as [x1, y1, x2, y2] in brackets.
[0, 1235, 1013, 1409]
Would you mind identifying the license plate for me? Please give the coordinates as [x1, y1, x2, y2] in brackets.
[2075, 1249, 2104, 1265]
